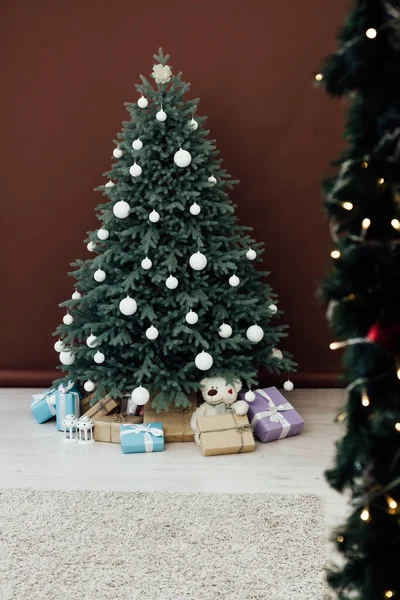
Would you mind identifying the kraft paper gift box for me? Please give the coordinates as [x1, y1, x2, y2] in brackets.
[31, 387, 58, 424]
[143, 394, 198, 442]
[94, 414, 143, 443]
[55, 383, 82, 431]
[120, 422, 164, 454]
[242, 387, 304, 443]
[196, 414, 255, 457]
[83, 396, 120, 419]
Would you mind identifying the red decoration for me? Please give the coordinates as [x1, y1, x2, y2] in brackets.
[367, 322, 400, 355]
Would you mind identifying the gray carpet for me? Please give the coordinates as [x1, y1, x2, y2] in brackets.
[0, 489, 328, 599]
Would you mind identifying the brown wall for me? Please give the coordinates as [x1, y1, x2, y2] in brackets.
[0, 0, 348, 387]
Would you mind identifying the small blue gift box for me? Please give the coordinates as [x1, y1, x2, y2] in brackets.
[55, 382, 82, 431]
[120, 422, 164, 454]
[31, 387, 57, 424]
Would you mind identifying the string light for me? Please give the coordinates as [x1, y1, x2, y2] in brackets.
[396, 423, 400, 432]
[342, 201, 354, 210]
[330, 341, 342, 350]
[337, 412, 346, 422]
[392, 219, 400, 230]
[361, 389, 370, 407]
[385, 592, 394, 599]
[361, 161, 369, 169]
[360, 507, 370, 521]
[330, 250, 341, 259]
[366, 28, 377, 39]
[362, 218, 371, 230]
[377, 177, 385, 185]
[330, 337, 367, 350]
[387, 495, 398, 510]
[337, 535, 344, 543]
[315, 73, 324, 82]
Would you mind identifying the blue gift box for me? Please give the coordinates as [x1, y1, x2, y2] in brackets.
[120, 422, 164, 454]
[31, 388, 57, 424]
[55, 382, 82, 431]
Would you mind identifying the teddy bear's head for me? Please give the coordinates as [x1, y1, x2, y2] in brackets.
[200, 376, 242, 406]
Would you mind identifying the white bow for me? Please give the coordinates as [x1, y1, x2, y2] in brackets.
[120, 424, 163, 452]
[251, 390, 293, 439]
[31, 388, 57, 415]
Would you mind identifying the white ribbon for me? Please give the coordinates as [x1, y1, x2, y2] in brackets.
[120, 424, 163, 452]
[58, 390, 80, 428]
[250, 389, 294, 440]
[32, 388, 57, 416]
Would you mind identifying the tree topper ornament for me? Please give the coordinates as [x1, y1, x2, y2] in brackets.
[152, 64, 172, 84]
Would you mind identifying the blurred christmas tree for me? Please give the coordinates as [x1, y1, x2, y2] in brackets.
[316, 1, 400, 598]
[54, 49, 295, 411]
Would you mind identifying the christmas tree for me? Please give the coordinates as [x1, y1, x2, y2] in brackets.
[54, 49, 295, 411]
[316, 1, 400, 598]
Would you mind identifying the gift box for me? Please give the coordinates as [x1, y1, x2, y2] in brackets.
[83, 396, 120, 419]
[242, 387, 304, 443]
[80, 393, 95, 413]
[196, 414, 255, 456]
[31, 387, 57, 424]
[56, 382, 82, 431]
[120, 422, 164, 454]
[94, 414, 143, 443]
[143, 394, 198, 442]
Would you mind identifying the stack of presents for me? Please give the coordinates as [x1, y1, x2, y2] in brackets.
[31, 377, 304, 455]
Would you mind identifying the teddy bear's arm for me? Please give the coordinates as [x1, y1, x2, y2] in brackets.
[231, 400, 249, 416]
[190, 403, 208, 433]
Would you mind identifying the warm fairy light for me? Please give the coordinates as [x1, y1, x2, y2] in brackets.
[342, 201, 354, 210]
[392, 219, 400, 230]
[331, 250, 341, 259]
[337, 412, 346, 422]
[361, 389, 370, 407]
[385, 592, 394, 599]
[337, 535, 344, 543]
[360, 507, 370, 521]
[366, 28, 377, 39]
[361, 161, 369, 169]
[362, 218, 371, 230]
[397, 365, 400, 379]
[378, 177, 385, 185]
[387, 496, 398, 510]
[330, 341, 341, 350]
[395, 423, 400, 432]
[345, 293, 356, 301]
[315, 73, 324, 82]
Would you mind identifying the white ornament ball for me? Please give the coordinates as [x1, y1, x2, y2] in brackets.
[208, 175, 217, 185]
[246, 324, 265, 343]
[189, 202, 201, 216]
[229, 274, 240, 287]
[59, 350, 75, 366]
[132, 138, 143, 151]
[141, 257, 152, 270]
[245, 390, 256, 403]
[54, 339, 64, 353]
[119, 297, 137, 316]
[87, 241, 96, 252]
[94, 351, 105, 364]
[129, 162, 142, 177]
[63, 313, 73, 325]
[86, 334, 98, 348]
[145, 325, 159, 340]
[113, 200, 130, 219]
[189, 118, 198, 131]
[97, 228, 109, 241]
[272, 348, 283, 360]
[84, 380, 95, 393]
[72, 291, 82, 300]
[218, 323, 233, 338]
[94, 269, 106, 282]
[246, 248, 257, 260]
[137, 95, 148, 108]
[131, 385, 150, 406]
[195, 351, 213, 371]
[269, 304, 278, 315]
[166, 275, 179, 290]
[189, 251, 207, 271]
[185, 310, 199, 325]
[113, 147, 123, 158]
[105, 180, 115, 188]
[156, 109, 167, 122]
[283, 380, 294, 392]
[149, 210, 160, 223]
[174, 148, 192, 168]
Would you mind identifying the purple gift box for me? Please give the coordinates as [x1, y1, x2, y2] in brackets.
[240, 387, 304, 443]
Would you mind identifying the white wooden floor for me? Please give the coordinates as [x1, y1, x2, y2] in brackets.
[0, 388, 347, 529]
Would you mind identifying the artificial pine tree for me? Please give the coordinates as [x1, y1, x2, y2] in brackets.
[316, 2, 400, 598]
[54, 49, 295, 411]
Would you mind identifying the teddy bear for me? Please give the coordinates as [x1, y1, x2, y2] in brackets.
[191, 376, 250, 445]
